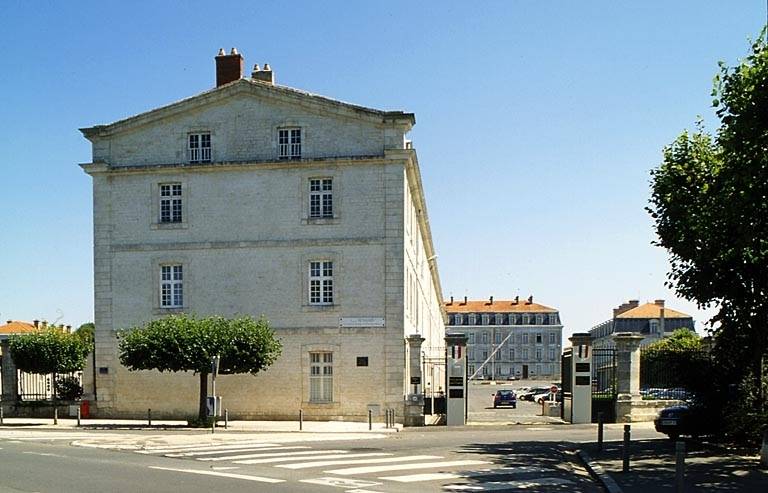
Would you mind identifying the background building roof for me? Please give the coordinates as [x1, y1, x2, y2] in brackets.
[444, 299, 558, 314]
[615, 302, 691, 319]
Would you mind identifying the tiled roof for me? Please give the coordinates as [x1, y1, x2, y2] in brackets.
[444, 300, 558, 314]
[615, 303, 691, 319]
[0, 321, 39, 335]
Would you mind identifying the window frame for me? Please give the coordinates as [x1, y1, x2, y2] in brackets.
[309, 177, 334, 219]
[278, 127, 302, 159]
[308, 260, 334, 306]
[309, 351, 333, 403]
[159, 183, 183, 224]
[160, 264, 184, 309]
[188, 132, 212, 164]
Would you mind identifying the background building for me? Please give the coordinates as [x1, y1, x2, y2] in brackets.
[589, 299, 695, 349]
[79, 49, 445, 420]
[445, 296, 563, 381]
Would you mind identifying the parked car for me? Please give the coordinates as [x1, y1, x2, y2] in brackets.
[535, 388, 562, 404]
[654, 403, 711, 440]
[492, 389, 517, 408]
[518, 387, 551, 402]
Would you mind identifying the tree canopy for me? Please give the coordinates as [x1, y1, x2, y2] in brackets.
[118, 314, 282, 422]
[75, 322, 95, 345]
[9, 328, 92, 376]
[648, 31, 768, 437]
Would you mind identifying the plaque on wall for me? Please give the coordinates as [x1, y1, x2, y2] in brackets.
[448, 377, 464, 387]
[410, 376, 421, 385]
[449, 389, 464, 398]
[575, 363, 590, 372]
[575, 375, 591, 386]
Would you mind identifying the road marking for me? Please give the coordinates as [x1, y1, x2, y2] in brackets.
[381, 467, 545, 482]
[235, 451, 380, 465]
[301, 477, 383, 488]
[278, 454, 434, 469]
[443, 477, 575, 490]
[326, 459, 490, 476]
[23, 452, 66, 458]
[525, 427, 552, 431]
[210, 466, 239, 470]
[169, 445, 310, 458]
[138, 442, 280, 454]
[203, 449, 346, 462]
[148, 466, 284, 483]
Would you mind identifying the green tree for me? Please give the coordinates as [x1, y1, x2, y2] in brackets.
[118, 314, 282, 422]
[75, 322, 95, 345]
[9, 328, 92, 401]
[648, 32, 768, 425]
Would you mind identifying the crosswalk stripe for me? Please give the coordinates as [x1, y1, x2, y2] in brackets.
[278, 455, 441, 470]
[168, 445, 310, 458]
[326, 459, 490, 476]
[443, 477, 575, 490]
[140, 441, 276, 451]
[138, 442, 279, 454]
[148, 466, 284, 483]
[197, 448, 336, 462]
[380, 467, 547, 483]
[234, 452, 380, 465]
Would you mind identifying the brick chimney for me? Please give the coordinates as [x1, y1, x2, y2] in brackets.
[654, 299, 665, 307]
[215, 48, 244, 87]
[251, 63, 274, 85]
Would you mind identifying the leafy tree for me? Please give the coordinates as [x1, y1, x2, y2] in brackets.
[75, 323, 95, 345]
[118, 314, 282, 422]
[9, 328, 92, 400]
[648, 31, 768, 433]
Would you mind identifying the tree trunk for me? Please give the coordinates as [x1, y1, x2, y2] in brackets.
[198, 371, 209, 422]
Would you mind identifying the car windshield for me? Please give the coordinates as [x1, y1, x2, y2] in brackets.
[498, 391, 513, 396]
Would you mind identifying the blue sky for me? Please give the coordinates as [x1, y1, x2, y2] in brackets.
[1, 1, 765, 336]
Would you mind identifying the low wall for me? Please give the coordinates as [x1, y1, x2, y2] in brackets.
[1, 401, 83, 419]
[617, 399, 684, 423]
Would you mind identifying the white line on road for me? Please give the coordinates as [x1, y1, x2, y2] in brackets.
[234, 451, 382, 465]
[148, 466, 284, 483]
[443, 477, 575, 490]
[22, 452, 66, 458]
[200, 449, 346, 462]
[325, 459, 490, 476]
[138, 442, 280, 454]
[169, 445, 310, 458]
[380, 466, 546, 483]
[278, 455, 441, 470]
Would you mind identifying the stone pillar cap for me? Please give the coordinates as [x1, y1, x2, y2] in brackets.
[445, 332, 468, 346]
[406, 334, 425, 344]
[569, 332, 592, 346]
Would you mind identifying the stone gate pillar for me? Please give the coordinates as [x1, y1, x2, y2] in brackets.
[1, 339, 19, 405]
[613, 332, 645, 422]
[569, 333, 593, 424]
[403, 334, 425, 427]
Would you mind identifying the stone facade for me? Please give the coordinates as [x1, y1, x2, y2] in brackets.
[79, 51, 445, 421]
[590, 299, 695, 349]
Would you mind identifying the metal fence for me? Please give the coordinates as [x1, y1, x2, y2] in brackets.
[640, 348, 709, 401]
[17, 371, 83, 401]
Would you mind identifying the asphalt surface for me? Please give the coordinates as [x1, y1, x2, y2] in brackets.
[0, 423, 664, 492]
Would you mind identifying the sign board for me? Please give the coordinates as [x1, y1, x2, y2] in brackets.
[410, 376, 421, 385]
[575, 362, 590, 372]
[449, 376, 464, 387]
[339, 317, 385, 328]
[550, 385, 559, 394]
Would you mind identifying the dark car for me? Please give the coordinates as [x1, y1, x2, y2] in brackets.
[493, 390, 517, 408]
[654, 404, 711, 439]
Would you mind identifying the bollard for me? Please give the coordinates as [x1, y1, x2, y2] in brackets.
[299, 409, 303, 431]
[675, 441, 686, 493]
[54, 407, 58, 425]
[622, 424, 631, 473]
[1, 406, 4, 426]
[211, 417, 215, 434]
[148, 408, 152, 427]
[77, 407, 81, 427]
[386, 409, 391, 428]
[368, 409, 372, 430]
[597, 412, 604, 452]
[224, 409, 228, 430]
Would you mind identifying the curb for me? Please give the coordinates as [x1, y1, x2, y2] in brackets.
[577, 449, 623, 493]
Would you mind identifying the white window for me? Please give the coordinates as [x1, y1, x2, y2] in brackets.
[188, 133, 211, 163]
[160, 265, 183, 308]
[159, 183, 183, 223]
[549, 332, 556, 344]
[481, 314, 489, 325]
[468, 348, 475, 360]
[522, 333, 529, 344]
[468, 364, 475, 375]
[468, 314, 476, 325]
[309, 352, 333, 402]
[536, 314, 544, 325]
[495, 332, 502, 344]
[309, 178, 333, 218]
[509, 348, 515, 360]
[650, 320, 660, 334]
[481, 350, 488, 360]
[482, 332, 488, 344]
[509, 314, 516, 325]
[309, 261, 334, 305]
[549, 348, 556, 360]
[522, 314, 530, 325]
[279, 128, 301, 159]
[495, 314, 503, 325]
[549, 313, 559, 325]
[467, 332, 474, 344]
[522, 348, 529, 359]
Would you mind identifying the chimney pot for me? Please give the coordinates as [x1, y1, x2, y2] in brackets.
[253, 63, 260, 71]
[654, 299, 665, 307]
[215, 48, 244, 87]
[263, 63, 271, 70]
[490, 296, 493, 304]
[463, 296, 467, 304]
[217, 48, 225, 56]
[33, 319, 39, 328]
[6, 320, 11, 324]
[514, 296, 519, 304]
[527, 295, 533, 304]
[450, 296, 454, 304]
[251, 62, 274, 85]
[230, 47, 238, 55]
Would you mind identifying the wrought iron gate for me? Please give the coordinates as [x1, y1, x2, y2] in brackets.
[561, 348, 572, 421]
[591, 348, 616, 422]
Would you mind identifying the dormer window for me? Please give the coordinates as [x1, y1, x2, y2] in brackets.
[279, 127, 302, 159]
[481, 314, 489, 325]
[188, 132, 211, 163]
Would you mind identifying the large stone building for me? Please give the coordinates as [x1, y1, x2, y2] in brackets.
[79, 49, 445, 421]
[445, 297, 563, 380]
[589, 299, 695, 349]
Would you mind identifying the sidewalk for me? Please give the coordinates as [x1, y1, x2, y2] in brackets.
[0, 417, 400, 433]
[580, 438, 767, 492]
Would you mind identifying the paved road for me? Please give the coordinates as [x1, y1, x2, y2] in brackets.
[0, 423, 663, 492]
[468, 380, 561, 424]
